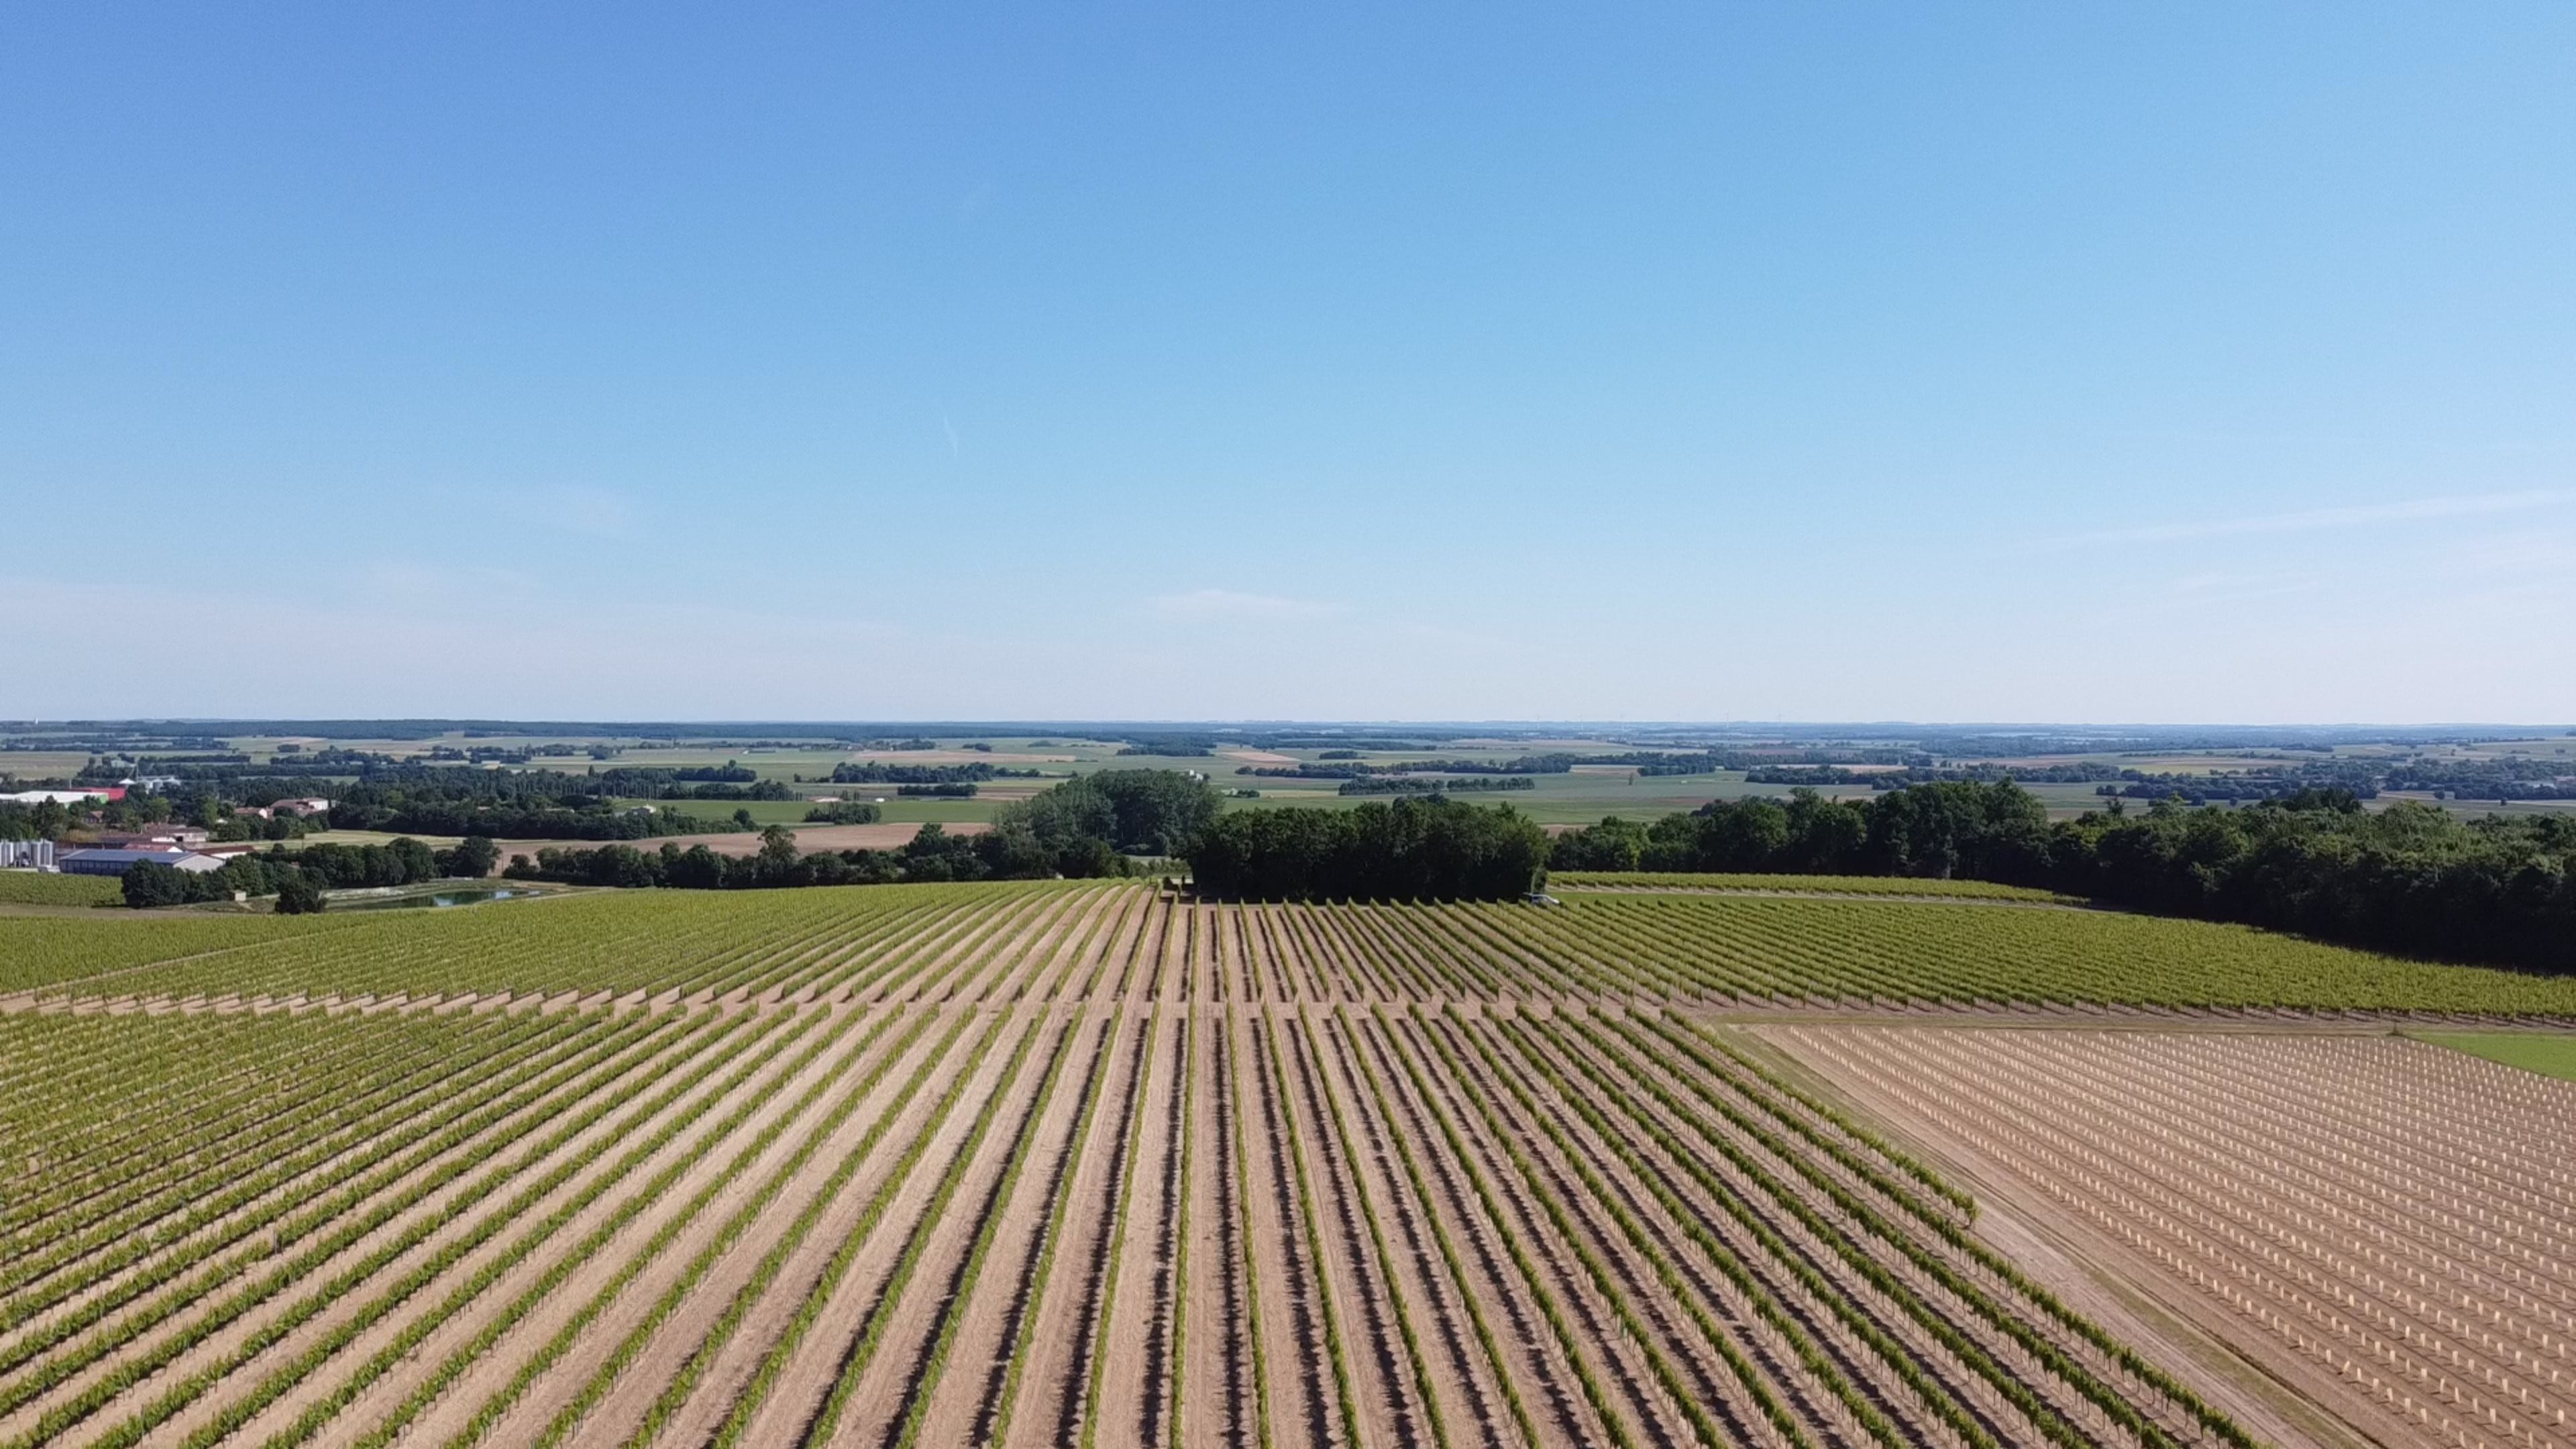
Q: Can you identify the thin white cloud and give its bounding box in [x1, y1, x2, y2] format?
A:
[1146, 588, 1345, 622]
[2066, 489, 2570, 545]
[547, 484, 640, 539]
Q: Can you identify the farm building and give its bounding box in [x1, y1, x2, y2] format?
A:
[271, 797, 333, 815]
[57, 848, 226, 877]
[0, 788, 120, 805]
[0, 840, 56, 870]
[97, 827, 210, 850]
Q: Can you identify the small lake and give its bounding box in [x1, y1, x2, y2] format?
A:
[333, 888, 539, 912]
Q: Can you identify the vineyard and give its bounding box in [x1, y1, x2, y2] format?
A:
[1769, 1026, 2576, 1449]
[9, 883, 2576, 1016]
[0, 875, 123, 910]
[0, 880, 2569, 1448]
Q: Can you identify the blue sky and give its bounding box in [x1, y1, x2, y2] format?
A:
[4, 4, 2571, 723]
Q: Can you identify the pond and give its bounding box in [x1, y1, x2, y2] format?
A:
[332, 887, 541, 912]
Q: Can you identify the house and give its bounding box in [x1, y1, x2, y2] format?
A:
[58, 848, 227, 877]
[99, 828, 210, 851]
[0, 841, 56, 871]
[272, 798, 333, 816]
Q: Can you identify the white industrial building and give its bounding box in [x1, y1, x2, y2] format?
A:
[58, 848, 226, 877]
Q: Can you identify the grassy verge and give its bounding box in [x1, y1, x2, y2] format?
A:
[2414, 1030, 2576, 1083]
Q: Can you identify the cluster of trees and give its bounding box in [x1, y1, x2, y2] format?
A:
[2383, 758, 2576, 802]
[976, 768, 1219, 872]
[802, 801, 883, 824]
[508, 771, 1223, 892]
[1336, 776, 1534, 795]
[585, 767, 793, 801]
[314, 767, 746, 839]
[2055, 792, 2576, 969]
[123, 836, 499, 911]
[1188, 795, 1549, 901]
[1552, 782, 2576, 973]
[1240, 753, 1581, 780]
[506, 828, 924, 890]
[824, 761, 1012, 784]
[898, 782, 977, 798]
[1745, 762, 2128, 786]
[0, 797, 82, 841]
[210, 811, 319, 842]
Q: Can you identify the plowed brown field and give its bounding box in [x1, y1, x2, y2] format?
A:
[1766, 1025, 2576, 1449]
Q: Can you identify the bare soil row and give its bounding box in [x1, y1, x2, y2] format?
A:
[1767, 1024, 2576, 1449]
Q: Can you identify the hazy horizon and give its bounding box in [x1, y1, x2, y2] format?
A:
[8, 716, 2570, 737]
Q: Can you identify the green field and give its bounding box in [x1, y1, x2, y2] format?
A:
[0, 871, 125, 908]
[2415, 1030, 2576, 1082]
[7, 877, 2572, 1016]
[0, 911, 374, 993]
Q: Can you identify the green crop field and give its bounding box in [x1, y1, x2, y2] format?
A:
[2415, 1030, 2576, 1082]
[0, 871, 125, 908]
[7, 878, 2571, 1016]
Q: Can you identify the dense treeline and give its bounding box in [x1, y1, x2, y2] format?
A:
[824, 761, 1010, 784]
[348, 801, 737, 839]
[506, 828, 950, 890]
[123, 836, 500, 910]
[1241, 753, 1580, 780]
[508, 770, 1222, 891]
[1336, 776, 1534, 795]
[1188, 795, 1550, 901]
[0, 798, 82, 841]
[1552, 783, 2576, 973]
[802, 801, 884, 824]
[303, 766, 747, 838]
[586, 767, 792, 800]
[1746, 762, 2129, 786]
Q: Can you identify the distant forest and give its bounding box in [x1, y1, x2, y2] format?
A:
[1552, 782, 2576, 974]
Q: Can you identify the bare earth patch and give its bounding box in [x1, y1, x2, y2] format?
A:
[1764, 1024, 2576, 1449]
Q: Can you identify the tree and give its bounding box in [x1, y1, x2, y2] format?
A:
[1551, 816, 1646, 871]
[273, 872, 325, 914]
[447, 835, 500, 879]
[121, 861, 190, 908]
[751, 824, 802, 883]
